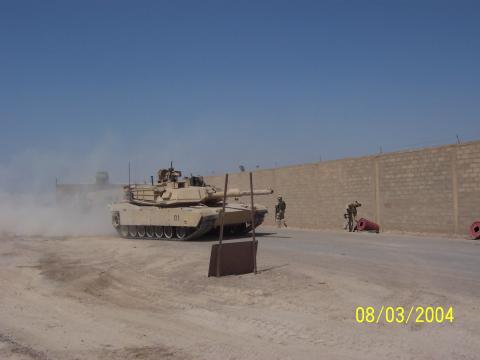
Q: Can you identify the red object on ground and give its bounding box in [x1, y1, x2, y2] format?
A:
[470, 221, 480, 240]
[357, 218, 380, 233]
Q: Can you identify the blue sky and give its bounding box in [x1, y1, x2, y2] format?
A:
[1, 0, 479, 186]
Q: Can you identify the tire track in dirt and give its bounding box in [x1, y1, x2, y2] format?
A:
[0, 333, 50, 360]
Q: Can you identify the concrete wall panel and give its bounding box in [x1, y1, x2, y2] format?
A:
[205, 141, 480, 236]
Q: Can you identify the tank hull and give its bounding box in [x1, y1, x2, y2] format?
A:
[110, 202, 267, 240]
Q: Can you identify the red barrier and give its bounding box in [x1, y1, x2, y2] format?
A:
[357, 218, 380, 233]
[470, 221, 480, 240]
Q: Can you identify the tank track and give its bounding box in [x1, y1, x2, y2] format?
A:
[115, 213, 266, 241]
[115, 217, 216, 241]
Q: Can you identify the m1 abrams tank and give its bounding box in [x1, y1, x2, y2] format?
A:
[110, 166, 273, 240]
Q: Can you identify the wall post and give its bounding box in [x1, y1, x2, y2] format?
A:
[374, 157, 381, 230]
[451, 147, 459, 234]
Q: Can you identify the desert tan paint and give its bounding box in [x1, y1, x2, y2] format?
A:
[110, 166, 274, 239]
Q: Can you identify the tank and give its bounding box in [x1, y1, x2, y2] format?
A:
[109, 165, 273, 240]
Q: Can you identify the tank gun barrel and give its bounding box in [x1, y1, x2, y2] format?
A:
[210, 188, 273, 200]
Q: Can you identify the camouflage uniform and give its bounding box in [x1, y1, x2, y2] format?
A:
[345, 201, 361, 232]
[275, 197, 287, 228]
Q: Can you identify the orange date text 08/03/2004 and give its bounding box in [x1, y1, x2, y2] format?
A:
[355, 306, 454, 324]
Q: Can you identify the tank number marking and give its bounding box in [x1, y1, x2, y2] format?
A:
[173, 215, 180, 221]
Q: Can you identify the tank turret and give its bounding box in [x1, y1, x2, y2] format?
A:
[125, 166, 272, 207]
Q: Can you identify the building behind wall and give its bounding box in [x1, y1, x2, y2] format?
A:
[56, 171, 125, 210]
[205, 140, 480, 237]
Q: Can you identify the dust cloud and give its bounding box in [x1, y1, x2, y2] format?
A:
[0, 143, 121, 237]
[0, 192, 114, 237]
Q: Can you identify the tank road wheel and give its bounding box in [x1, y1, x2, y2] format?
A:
[164, 226, 174, 239]
[145, 226, 155, 239]
[137, 226, 146, 238]
[128, 225, 139, 238]
[119, 226, 129, 238]
[175, 227, 190, 240]
[154, 226, 164, 239]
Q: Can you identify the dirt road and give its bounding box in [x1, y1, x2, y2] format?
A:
[1, 228, 479, 359]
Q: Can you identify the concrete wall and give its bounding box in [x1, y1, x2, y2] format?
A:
[205, 141, 480, 236]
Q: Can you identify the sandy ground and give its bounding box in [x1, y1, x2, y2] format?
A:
[1, 227, 479, 360]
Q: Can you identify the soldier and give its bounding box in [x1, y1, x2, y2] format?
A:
[275, 196, 287, 228]
[345, 201, 361, 232]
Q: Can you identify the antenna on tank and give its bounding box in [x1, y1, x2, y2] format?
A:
[128, 162, 131, 186]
